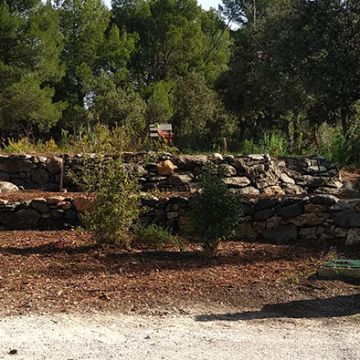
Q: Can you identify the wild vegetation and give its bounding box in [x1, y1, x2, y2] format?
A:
[0, 0, 359, 166]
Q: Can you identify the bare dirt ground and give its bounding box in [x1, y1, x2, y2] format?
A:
[0, 311, 360, 360]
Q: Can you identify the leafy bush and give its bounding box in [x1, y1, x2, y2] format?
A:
[190, 166, 243, 256]
[60, 123, 136, 154]
[135, 224, 184, 251]
[257, 131, 289, 157]
[76, 157, 142, 247]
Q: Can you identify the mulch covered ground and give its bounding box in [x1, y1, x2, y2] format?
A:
[0, 230, 358, 316]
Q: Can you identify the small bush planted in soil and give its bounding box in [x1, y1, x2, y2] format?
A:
[75, 156, 142, 248]
[135, 224, 184, 251]
[190, 165, 243, 256]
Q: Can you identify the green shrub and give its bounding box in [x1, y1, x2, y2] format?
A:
[257, 131, 289, 157]
[77, 157, 142, 247]
[190, 166, 243, 256]
[135, 224, 184, 251]
[240, 131, 288, 156]
[318, 124, 352, 166]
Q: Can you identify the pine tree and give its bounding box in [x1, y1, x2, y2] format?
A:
[0, 0, 64, 134]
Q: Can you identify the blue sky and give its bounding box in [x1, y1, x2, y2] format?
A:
[103, 0, 220, 10]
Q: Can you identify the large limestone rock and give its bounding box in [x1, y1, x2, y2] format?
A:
[156, 160, 177, 176]
[0, 181, 19, 193]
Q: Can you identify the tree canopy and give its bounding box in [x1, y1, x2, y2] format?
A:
[0, 0, 359, 157]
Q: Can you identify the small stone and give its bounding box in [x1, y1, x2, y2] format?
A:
[304, 204, 328, 213]
[46, 196, 65, 204]
[217, 164, 237, 177]
[169, 173, 193, 185]
[0, 181, 19, 193]
[280, 173, 295, 184]
[308, 165, 328, 174]
[310, 194, 339, 206]
[247, 154, 264, 161]
[30, 199, 49, 214]
[283, 184, 306, 195]
[289, 213, 329, 226]
[277, 203, 304, 219]
[327, 180, 343, 189]
[223, 177, 251, 188]
[37, 155, 47, 163]
[235, 223, 257, 239]
[262, 186, 285, 196]
[255, 178, 270, 190]
[175, 155, 209, 170]
[238, 186, 260, 195]
[212, 153, 223, 162]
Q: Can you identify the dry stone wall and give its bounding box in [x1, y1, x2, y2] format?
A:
[0, 193, 359, 246]
[0, 152, 355, 245]
[0, 153, 344, 195]
[142, 194, 360, 246]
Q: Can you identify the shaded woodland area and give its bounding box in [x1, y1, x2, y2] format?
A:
[0, 0, 359, 164]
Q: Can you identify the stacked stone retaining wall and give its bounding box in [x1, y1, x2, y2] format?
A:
[1, 193, 359, 246]
[0, 153, 343, 195]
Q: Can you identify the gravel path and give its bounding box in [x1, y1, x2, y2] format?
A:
[0, 312, 359, 360]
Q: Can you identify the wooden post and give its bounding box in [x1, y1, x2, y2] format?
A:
[223, 137, 228, 155]
[60, 154, 64, 192]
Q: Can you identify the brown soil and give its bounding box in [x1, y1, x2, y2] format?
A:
[0, 190, 94, 202]
[0, 230, 358, 316]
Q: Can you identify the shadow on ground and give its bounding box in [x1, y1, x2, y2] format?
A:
[196, 294, 360, 321]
